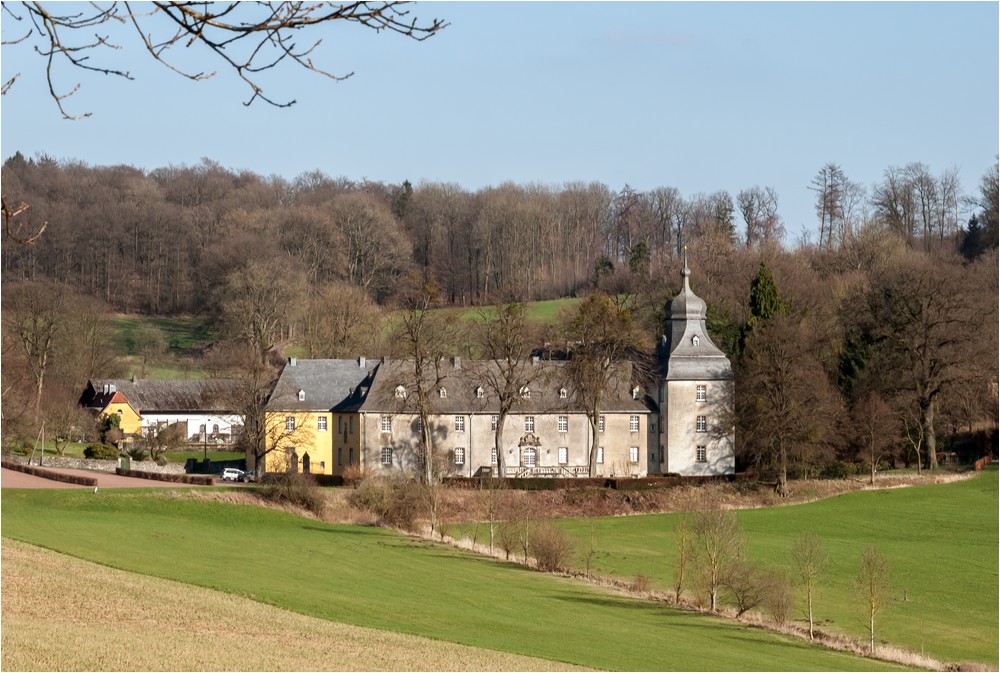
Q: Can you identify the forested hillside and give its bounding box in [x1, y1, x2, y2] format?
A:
[2, 153, 997, 477]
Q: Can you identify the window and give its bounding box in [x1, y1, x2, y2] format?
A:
[394, 384, 406, 399]
[558, 416, 568, 433]
[630, 415, 640, 432]
[599, 415, 605, 432]
[597, 446, 605, 464]
[317, 416, 327, 432]
[692, 335, 700, 347]
[285, 416, 295, 432]
[381, 447, 393, 466]
[558, 447, 568, 465]
[696, 415, 707, 433]
[338, 416, 343, 433]
[476, 386, 484, 399]
[491, 415, 499, 432]
[212, 423, 219, 434]
[349, 447, 354, 465]
[380, 415, 392, 433]
[696, 384, 707, 402]
[649, 419, 657, 433]
[199, 423, 206, 434]
[439, 387, 447, 398]
[696, 445, 707, 463]
[491, 447, 498, 465]
[297, 389, 305, 401]
[629, 446, 639, 463]
[415, 417, 423, 433]
[454, 448, 465, 465]
[520, 385, 530, 399]
[523, 447, 537, 467]
[349, 417, 354, 433]
[455, 416, 465, 432]
[559, 387, 567, 399]
[632, 386, 641, 400]
[524, 416, 535, 433]
[338, 447, 342, 466]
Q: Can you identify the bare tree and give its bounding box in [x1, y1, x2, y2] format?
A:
[563, 294, 643, 477]
[3, 280, 72, 412]
[3, 2, 447, 118]
[855, 545, 891, 655]
[690, 509, 746, 612]
[810, 163, 847, 249]
[673, 516, 691, 603]
[469, 303, 539, 477]
[737, 185, 784, 248]
[299, 282, 383, 358]
[1, 195, 47, 244]
[722, 559, 770, 619]
[133, 323, 167, 378]
[791, 533, 827, 640]
[853, 392, 897, 484]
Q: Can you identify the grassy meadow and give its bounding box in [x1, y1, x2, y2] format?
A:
[552, 473, 998, 666]
[1, 488, 907, 671]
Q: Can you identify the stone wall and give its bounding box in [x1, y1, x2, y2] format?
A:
[5, 455, 186, 475]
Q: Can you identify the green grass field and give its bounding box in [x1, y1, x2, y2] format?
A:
[0, 489, 907, 671]
[551, 474, 998, 666]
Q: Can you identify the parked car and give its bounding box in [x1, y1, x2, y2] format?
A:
[221, 468, 245, 482]
[240, 469, 257, 483]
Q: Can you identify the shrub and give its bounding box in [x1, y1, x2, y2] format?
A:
[763, 571, 794, 625]
[125, 446, 147, 461]
[631, 574, 652, 594]
[262, 472, 326, 517]
[497, 520, 521, 560]
[349, 476, 396, 519]
[84, 443, 121, 460]
[384, 480, 426, 532]
[529, 522, 574, 572]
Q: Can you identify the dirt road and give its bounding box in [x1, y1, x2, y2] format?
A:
[1, 466, 215, 489]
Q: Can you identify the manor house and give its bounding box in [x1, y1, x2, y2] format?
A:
[260, 260, 735, 478]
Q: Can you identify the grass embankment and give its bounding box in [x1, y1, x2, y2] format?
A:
[0, 489, 905, 671]
[553, 473, 998, 666]
[1, 540, 577, 672]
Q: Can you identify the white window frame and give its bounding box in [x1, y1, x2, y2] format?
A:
[439, 387, 447, 399]
[696, 384, 707, 402]
[525, 416, 535, 433]
[630, 415, 640, 433]
[381, 447, 392, 466]
[599, 415, 605, 432]
[317, 416, 327, 432]
[476, 386, 484, 399]
[491, 447, 498, 465]
[455, 415, 465, 432]
[597, 446, 605, 464]
[285, 416, 295, 432]
[558, 447, 568, 465]
[559, 387, 567, 399]
[380, 415, 392, 433]
[696, 445, 707, 463]
[629, 446, 639, 463]
[523, 447, 537, 468]
[696, 415, 707, 433]
[558, 415, 568, 433]
[454, 447, 465, 466]
[491, 415, 499, 432]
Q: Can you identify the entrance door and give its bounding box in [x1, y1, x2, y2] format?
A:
[522, 447, 537, 468]
[302, 452, 311, 474]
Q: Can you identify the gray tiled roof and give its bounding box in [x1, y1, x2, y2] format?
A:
[266, 358, 376, 412]
[358, 358, 651, 414]
[86, 378, 240, 412]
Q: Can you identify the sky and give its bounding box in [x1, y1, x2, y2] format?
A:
[2, 2, 997, 243]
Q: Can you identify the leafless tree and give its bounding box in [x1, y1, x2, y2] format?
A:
[722, 559, 770, 619]
[690, 509, 746, 612]
[299, 282, 383, 358]
[737, 185, 784, 248]
[810, 163, 847, 249]
[673, 516, 691, 603]
[2, 2, 447, 118]
[855, 545, 891, 655]
[853, 392, 897, 484]
[1, 196, 47, 244]
[791, 533, 827, 640]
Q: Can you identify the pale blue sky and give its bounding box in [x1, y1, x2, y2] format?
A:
[2, 2, 997, 242]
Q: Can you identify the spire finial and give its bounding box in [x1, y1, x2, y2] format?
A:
[682, 245, 691, 279]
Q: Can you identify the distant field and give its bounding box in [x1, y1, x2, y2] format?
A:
[113, 316, 215, 355]
[0, 489, 905, 671]
[551, 473, 998, 667]
[2, 539, 578, 672]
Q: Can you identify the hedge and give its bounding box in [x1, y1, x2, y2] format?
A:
[1, 461, 99, 487]
[114, 468, 215, 485]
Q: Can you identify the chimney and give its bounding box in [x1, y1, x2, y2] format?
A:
[289, 357, 297, 367]
[532, 355, 540, 365]
[103, 384, 109, 395]
[109, 384, 116, 394]
[359, 356, 366, 368]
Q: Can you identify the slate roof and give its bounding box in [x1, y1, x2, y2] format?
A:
[265, 358, 376, 412]
[661, 257, 734, 381]
[358, 358, 652, 415]
[83, 378, 241, 413]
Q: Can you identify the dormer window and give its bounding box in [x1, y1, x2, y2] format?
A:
[559, 387, 567, 399]
[632, 386, 641, 400]
[476, 386, 484, 399]
[520, 385, 530, 399]
[692, 335, 700, 347]
[394, 384, 406, 399]
[439, 387, 447, 399]
[297, 389, 306, 401]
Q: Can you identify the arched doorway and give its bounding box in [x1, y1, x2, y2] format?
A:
[302, 452, 311, 474]
[288, 448, 299, 473]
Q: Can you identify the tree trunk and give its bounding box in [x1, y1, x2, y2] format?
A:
[807, 588, 814, 639]
[588, 413, 599, 477]
[922, 400, 938, 469]
[494, 412, 506, 477]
